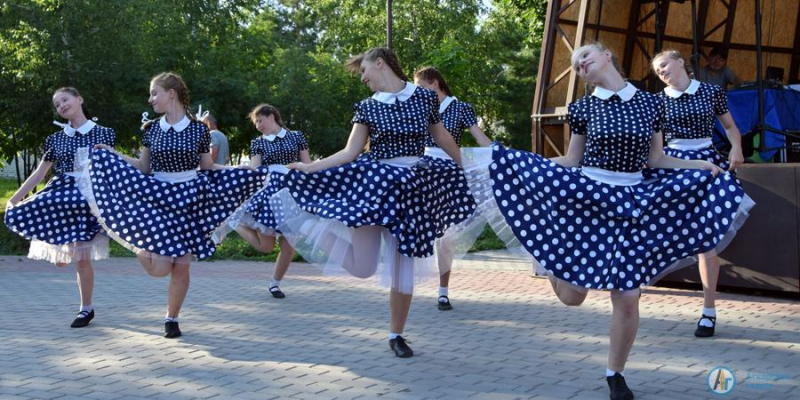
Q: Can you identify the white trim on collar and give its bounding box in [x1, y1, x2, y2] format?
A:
[159, 116, 191, 133]
[63, 120, 97, 137]
[592, 82, 638, 102]
[663, 79, 701, 98]
[263, 128, 287, 142]
[372, 82, 417, 104]
[439, 96, 457, 114]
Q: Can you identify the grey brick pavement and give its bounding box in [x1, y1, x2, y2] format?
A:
[0, 252, 797, 399]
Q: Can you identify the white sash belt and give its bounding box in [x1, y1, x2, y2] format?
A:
[153, 170, 197, 183]
[267, 164, 289, 174]
[423, 147, 452, 160]
[378, 156, 420, 168]
[581, 166, 643, 186]
[667, 138, 713, 150]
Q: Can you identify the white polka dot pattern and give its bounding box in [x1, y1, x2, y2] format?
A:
[489, 143, 745, 290]
[6, 125, 116, 245]
[426, 99, 478, 147]
[660, 81, 729, 142]
[43, 125, 116, 174]
[86, 149, 268, 259]
[568, 91, 664, 173]
[143, 119, 211, 172]
[352, 87, 441, 159]
[249, 130, 308, 165]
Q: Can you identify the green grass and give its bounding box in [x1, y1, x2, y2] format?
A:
[1, 177, 505, 259]
[0, 178, 30, 255]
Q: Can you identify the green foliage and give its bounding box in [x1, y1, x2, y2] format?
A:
[0, 1, 546, 257]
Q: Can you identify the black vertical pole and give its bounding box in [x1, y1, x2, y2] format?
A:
[755, 0, 766, 151]
[387, 0, 393, 49]
[691, 0, 700, 74]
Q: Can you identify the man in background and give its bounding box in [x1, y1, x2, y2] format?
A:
[202, 114, 230, 165]
[697, 47, 740, 89]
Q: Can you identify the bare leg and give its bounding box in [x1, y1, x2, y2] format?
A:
[167, 256, 192, 318]
[437, 236, 455, 286]
[236, 226, 276, 253]
[389, 288, 413, 334]
[548, 275, 588, 306]
[698, 249, 719, 309]
[341, 226, 382, 278]
[608, 290, 640, 373]
[75, 260, 94, 307]
[273, 236, 295, 281]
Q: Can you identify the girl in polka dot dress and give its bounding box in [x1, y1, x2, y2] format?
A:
[269, 48, 475, 358]
[5, 87, 115, 328]
[652, 50, 755, 338]
[77, 72, 267, 339]
[464, 43, 749, 400]
[215, 104, 311, 299]
[414, 66, 492, 311]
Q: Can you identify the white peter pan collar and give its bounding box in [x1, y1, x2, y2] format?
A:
[439, 96, 457, 114]
[61, 120, 96, 137]
[372, 82, 417, 104]
[263, 128, 287, 142]
[592, 82, 638, 102]
[159, 116, 191, 133]
[663, 79, 701, 98]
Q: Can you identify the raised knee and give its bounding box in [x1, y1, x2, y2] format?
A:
[55, 262, 70, 268]
[147, 266, 171, 278]
[558, 295, 587, 307]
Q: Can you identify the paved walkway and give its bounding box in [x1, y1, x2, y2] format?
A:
[0, 252, 797, 399]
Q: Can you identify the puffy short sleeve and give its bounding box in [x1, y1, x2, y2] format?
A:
[711, 85, 730, 116]
[461, 102, 478, 129]
[296, 131, 309, 151]
[567, 101, 588, 136]
[42, 134, 56, 162]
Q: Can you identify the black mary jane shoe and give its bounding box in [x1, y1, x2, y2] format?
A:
[269, 286, 286, 299]
[389, 335, 414, 358]
[437, 295, 453, 311]
[70, 310, 95, 328]
[164, 321, 182, 338]
[607, 373, 634, 400]
[694, 314, 716, 338]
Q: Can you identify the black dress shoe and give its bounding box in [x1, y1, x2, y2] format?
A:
[70, 310, 95, 328]
[607, 373, 634, 400]
[164, 321, 182, 338]
[389, 336, 414, 358]
[269, 286, 286, 299]
[694, 314, 716, 337]
[437, 295, 453, 311]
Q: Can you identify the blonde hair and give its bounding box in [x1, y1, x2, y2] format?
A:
[570, 42, 625, 78]
[143, 72, 194, 130]
[652, 49, 694, 78]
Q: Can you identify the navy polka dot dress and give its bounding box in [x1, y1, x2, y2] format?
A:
[422, 97, 486, 263]
[269, 83, 476, 292]
[659, 80, 729, 167]
[425, 97, 478, 147]
[5, 121, 115, 264]
[217, 129, 308, 238]
[465, 84, 749, 291]
[77, 116, 268, 260]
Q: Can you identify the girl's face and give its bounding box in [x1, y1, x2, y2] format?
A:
[52, 91, 83, 120]
[573, 46, 611, 80]
[652, 55, 686, 86]
[359, 59, 383, 92]
[148, 83, 173, 114]
[254, 113, 277, 135]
